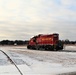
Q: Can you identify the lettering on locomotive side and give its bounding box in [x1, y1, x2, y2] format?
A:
[41, 38, 53, 41]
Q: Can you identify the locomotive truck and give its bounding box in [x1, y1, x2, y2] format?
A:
[27, 33, 63, 51]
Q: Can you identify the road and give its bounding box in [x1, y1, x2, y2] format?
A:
[0, 45, 76, 75]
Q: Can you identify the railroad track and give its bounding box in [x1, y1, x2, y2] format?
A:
[0, 50, 23, 75]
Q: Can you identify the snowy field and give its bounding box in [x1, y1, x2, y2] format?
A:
[0, 45, 76, 75]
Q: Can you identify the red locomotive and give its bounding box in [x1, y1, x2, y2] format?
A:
[27, 33, 63, 51]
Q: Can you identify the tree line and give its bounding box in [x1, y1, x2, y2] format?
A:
[0, 40, 29, 45]
[0, 39, 76, 45]
[62, 39, 76, 45]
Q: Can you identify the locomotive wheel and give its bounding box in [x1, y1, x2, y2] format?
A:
[27, 45, 30, 49]
[35, 46, 39, 50]
[27, 45, 33, 49]
[44, 45, 54, 51]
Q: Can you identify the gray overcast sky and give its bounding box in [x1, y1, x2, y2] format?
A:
[0, 0, 76, 40]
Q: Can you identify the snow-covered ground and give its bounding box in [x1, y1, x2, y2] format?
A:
[0, 45, 76, 75]
[0, 50, 21, 75]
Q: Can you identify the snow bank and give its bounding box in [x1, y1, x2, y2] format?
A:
[64, 45, 76, 51]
